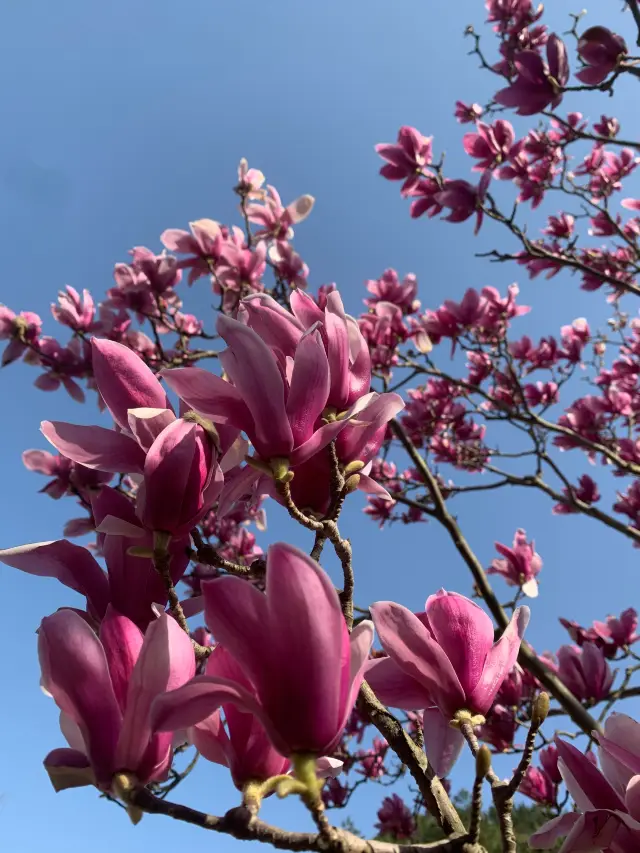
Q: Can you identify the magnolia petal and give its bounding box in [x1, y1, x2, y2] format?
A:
[365, 656, 434, 710]
[422, 707, 465, 777]
[0, 540, 109, 619]
[44, 748, 95, 792]
[92, 338, 170, 431]
[42, 421, 146, 474]
[370, 601, 465, 719]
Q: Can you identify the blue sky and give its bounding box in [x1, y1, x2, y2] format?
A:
[1, 0, 639, 849]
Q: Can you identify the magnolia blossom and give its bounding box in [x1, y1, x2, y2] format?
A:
[366, 590, 529, 720]
[488, 528, 542, 597]
[40, 338, 229, 536]
[531, 716, 640, 850]
[151, 543, 374, 758]
[39, 608, 195, 793]
[495, 35, 569, 116]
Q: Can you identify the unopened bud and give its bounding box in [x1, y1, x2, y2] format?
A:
[246, 455, 273, 477]
[343, 460, 365, 476]
[270, 457, 292, 483]
[344, 474, 361, 492]
[532, 692, 550, 726]
[127, 546, 155, 558]
[476, 745, 492, 779]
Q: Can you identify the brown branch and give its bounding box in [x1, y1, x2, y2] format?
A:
[358, 682, 467, 838]
[123, 779, 467, 852]
[389, 419, 603, 737]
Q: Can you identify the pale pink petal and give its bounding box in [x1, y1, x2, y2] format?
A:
[365, 656, 434, 709]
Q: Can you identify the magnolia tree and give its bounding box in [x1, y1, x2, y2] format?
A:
[3, 2, 640, 851]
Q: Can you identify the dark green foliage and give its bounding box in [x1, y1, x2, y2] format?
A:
[377, 790, 564, 851]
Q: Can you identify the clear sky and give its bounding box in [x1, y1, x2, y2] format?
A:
[1, 1, 639, 850]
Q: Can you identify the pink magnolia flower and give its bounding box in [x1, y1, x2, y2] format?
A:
[188, 644, 290, 790]
[488, 528, 542, 598]
[52, 286, 97, 332]
[0, 305, 42, 365]
[519, 764, 556, 806]
[40, 339, 228, 536]
[531, 721, 640, 851]
[557, 642, 614, 702]
[454, 101, 483, 124]
[268, 241, 309, 290]
[463, 120, 516, 171]
[162, 315, 349, 472]
[129, 247, 182, 296]
[375, 794, 416, 840]
[22, 448, 111, 500]
[593, 609, 639, 650]
[542, 212, 574, 239]
[245, 185, 314, 241]
[477, 704, 518, 752]
[40, 607, 195, 793]
[161, 220, 240, 285]
[594, 115, 620, 139]
[552, 474, 601, 515]
[577, 26, 627, 86]
[375, 126, 433, 194]
[495, 35, 569, 116]
[434, 170, 492, 234]
[366, 590, 529, 720]
[151, 543, 374, 757]
[364, 269, 420, 314]
[236, 158, 265, 199]
[540, 744, 562, 785]
[405, 175, 444, 219]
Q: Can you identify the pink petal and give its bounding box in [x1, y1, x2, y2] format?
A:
[151, 676, 264, 733]
[160, 367, 253, 433]
[116, 612, 195, 779]
[370, 601, 465, 719]
[44, 748, 95, 792]
[217, 315, 293, 457]
[468, 606, 529, 715]
[91, 338, 169, 431]
[528, 812, 580, 849]
[39, 610, 122, 788]
[286, 330, 331, 445]
[0, 540, 109, 619]
[41, 421, 146, 474]
[365, 656, 434, 709]
[556, 738, 625, 812]
[426, 591, 495, 698]
[422, 707, 465, 777]
[127, 407, 176, 452]
[99, 606, 144, 713]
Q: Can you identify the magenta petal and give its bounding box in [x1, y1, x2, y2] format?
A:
[0, 540, 109, 620]
[91, 338, 170, 431]
[365, 656, 433, 709]
[467, 606, 529, 715]
[265, 542, 348, 754]
[116, 612, 195, 780]
[340, 620, 375, 739]
[127, 408, 176, 452]
[289, 418, 349, 466]
[99, 607, 144, 714]
[151, 676, 264, 733]
[140, 420, 198, 533]
[370, 601, 465, 719]
[160, 367, 253, 433]
[42, 421, 146, 474]
[426, 591, 494, 697]
[39, 610, 121, 788]
[556, 738, 625, 812]
[44, 748, 95, 792]
[286, 330, 330, 445]
[528, 812, 580, 849]
[217, 315, 293, 457]
[422, 707, 465, 777]
[290, 289, 325, 328]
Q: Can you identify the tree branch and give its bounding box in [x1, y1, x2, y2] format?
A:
[389, 419, 603, 737]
